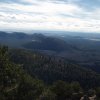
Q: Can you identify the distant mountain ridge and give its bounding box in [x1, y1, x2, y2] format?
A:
[0, 31, 46, 47]
[1, 31, 100, 74]
[0, 31, 78, 52]
[22, 36, 78, 52]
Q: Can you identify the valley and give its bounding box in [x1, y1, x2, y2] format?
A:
[0, 31, 100, 73]
[0, 31, 100, 99]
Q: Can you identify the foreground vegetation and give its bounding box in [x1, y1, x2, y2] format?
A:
[0, 46, 100, 100]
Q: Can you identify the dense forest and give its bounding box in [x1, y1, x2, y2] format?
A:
[0, 45, 100, 100]
[9, 49, 100, 88]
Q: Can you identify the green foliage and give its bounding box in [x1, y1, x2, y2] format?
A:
[96, 87, 100, 99]
[51, 80, 72, 100]
[0, 46, 44, 100]
[0, 46, 100, 100]
[38, 89, 56, 100]
[70, 82, 82, 93]
[17, 75, 44, 100]
[9, 49, 100, 89]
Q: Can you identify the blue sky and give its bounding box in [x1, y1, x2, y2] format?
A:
[0, 0, 100, 32]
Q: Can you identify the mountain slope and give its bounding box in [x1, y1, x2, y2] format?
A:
[9, 49, 100, 88]
[22, 36, 77, 52]
[0, 31, 78, 52]
[1, 31, 100, 74]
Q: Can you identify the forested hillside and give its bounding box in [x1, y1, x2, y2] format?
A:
[0, 46, 45, 100]
[1, 31, 100, 75]
[9, 49, 100, 89]
[0, 45, 100, 100]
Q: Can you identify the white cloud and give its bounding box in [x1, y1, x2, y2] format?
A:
[0, 0, 100, 32]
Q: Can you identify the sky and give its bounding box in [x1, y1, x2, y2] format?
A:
[0, 0, 100, 33]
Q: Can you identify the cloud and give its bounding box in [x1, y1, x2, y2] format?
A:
[0, 0, 100, 32]
[54, 0, 100, 10]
